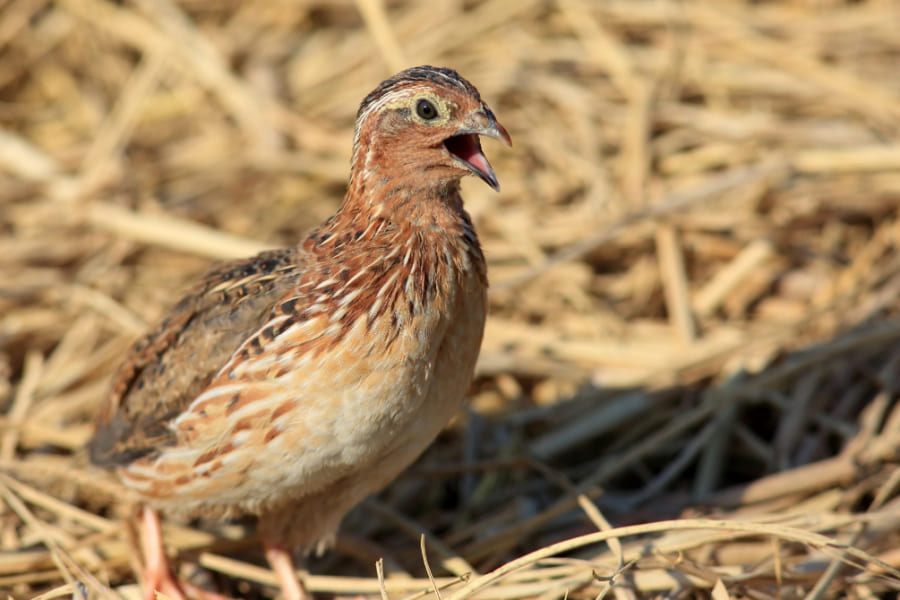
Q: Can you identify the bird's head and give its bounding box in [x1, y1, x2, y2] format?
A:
[350, 65, 511, 193]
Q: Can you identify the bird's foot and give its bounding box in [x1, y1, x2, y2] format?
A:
[264, 541, 311, 600]
[140, 506, 188, 600]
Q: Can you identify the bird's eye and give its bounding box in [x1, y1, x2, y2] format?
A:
[416, 99, 438, 120]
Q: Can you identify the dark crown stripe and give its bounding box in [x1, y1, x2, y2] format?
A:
[357, 65, 481, 119]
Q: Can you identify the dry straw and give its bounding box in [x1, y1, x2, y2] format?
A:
[2, 0, 900, 599]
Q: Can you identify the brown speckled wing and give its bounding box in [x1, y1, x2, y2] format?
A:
[89, 248, 301, 467]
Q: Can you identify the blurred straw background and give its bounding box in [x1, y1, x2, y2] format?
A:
[2, 0, 900, 598]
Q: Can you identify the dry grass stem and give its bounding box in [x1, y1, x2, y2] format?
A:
[3, 1, 899, 598]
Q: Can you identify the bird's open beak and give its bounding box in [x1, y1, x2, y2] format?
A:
[444, 109, 511, 192]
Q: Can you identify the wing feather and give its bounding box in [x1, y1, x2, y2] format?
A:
[89, 248, 301, 467]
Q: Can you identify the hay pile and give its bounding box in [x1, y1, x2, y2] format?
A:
[2, 1, 900, 598]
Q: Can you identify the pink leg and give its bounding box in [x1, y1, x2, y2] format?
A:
[140, 505, 187, 600]
[264, 541, 310, 600]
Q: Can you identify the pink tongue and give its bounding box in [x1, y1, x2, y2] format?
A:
[465, 148, 491, 175]
[448, 134, 489, 174]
